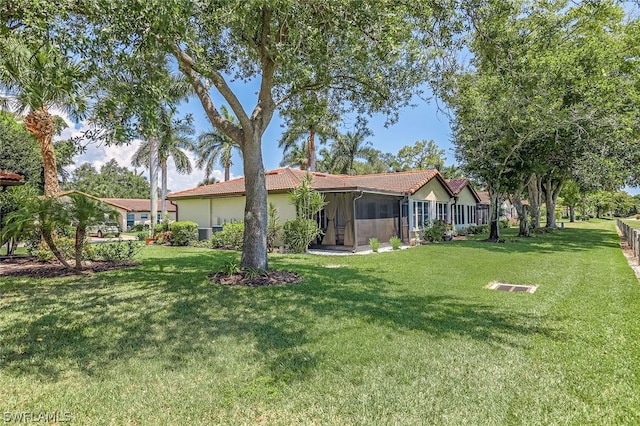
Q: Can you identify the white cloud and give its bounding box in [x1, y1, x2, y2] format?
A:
[55, 112, 232, 194]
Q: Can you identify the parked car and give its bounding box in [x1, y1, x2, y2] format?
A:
[87, 222, 121, 238]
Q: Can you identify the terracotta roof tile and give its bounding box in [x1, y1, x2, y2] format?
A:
[168, 168, 453, 199]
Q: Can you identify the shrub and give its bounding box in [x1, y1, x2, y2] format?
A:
[422, 219, 447, 242]
[132, 224, 147, 232]
[390, 235, 402, 250]
[155, 231, 173, 245]
[154, 221, 170, 236]
[466, 224, 489, 235]
[171, 221, 198, 246]
[369, 237, 381, 252]
[136, 231, 149, 241]
[93, 240, 143, 263]
[499, 219, 511, 229]
[283, 219, 323, 253]
[211, 221, 244, 250]
[30, 237, 94, 261]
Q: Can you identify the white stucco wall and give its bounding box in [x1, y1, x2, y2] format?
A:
[174, 198, 211, 228]
[174, 193, 296, 228]
[412, 178, 452, 202]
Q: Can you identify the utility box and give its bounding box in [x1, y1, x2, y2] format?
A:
[198, 228, 212, 241]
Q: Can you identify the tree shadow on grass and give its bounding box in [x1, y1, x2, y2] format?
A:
[456, 226, 620, 254]
[0, 248, 559, 385]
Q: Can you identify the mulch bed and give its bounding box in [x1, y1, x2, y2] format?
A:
[209, 270, 302, 287]
[0, 258, 139, 278]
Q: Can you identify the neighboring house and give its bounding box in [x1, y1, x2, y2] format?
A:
[168, 167, 456, 251]
[51, 191, 177, 231]
[475, 191, 523, 225]
[446, 178, 481, 231]
[99, 198, 177, 231]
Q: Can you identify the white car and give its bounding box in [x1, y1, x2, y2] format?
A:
[87, 222, 121, 238]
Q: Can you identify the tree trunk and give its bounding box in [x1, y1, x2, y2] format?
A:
[43, 231, 73, 270]
[75, 226, 85, 271]
[224, 162, 230, 181]
[512, 193, 529, 237]
[161, 159, 168, 219]
[149, 136, 159, 236]
[527, 174, 542, 229]
[308, 128, 316, 172]
[24, 107, 59, 196]
[569, 205, 575, 222]
[240, 131, 268, 270]
[543, 177, 563, 229]
[488, 188, 501, 242]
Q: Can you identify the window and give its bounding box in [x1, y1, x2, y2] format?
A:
[126, 213, 134, 227]
[413, 201, 430, 228]
[455, 205, 465, 225]
[140, 213, 149, 221]
[467, 205, 476, 224]
[157, 213, 162, 223]
[436, 202, 448, 221]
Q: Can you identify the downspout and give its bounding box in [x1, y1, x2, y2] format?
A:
[352, 191, 364, 252]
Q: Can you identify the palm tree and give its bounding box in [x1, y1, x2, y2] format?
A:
[0, 39, 84, 196]
[278, 96, 341, 172]
[331, 130, 376, 175]
[66, 193, 115, 271]
[131, 108, 195, 218]
[2, 194, 72, 269]
[195, 105, 241, 181]
[280, 139, 309, 170]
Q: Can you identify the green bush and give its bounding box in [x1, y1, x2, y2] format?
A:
[499, 219, 511, 229]
[30, 237, 94, 261]
[466, 224, 489, 235]
[283, 218, 323, 253]
[93, 240, 143, 262]
[170, 221, 198, 246]
[369, 237, 381, 252]
[211, 221, 244, 250]
[153, 222, 170, 236]
[136, 231, 148, 241]
[389, 235, 402, 250]
[132, 224, 148, 232]
[422, 219, 447, 242]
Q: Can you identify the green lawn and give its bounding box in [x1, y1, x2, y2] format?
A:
[1, 220, 639, 425]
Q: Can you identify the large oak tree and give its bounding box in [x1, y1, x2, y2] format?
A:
[73, 0, 457, 269]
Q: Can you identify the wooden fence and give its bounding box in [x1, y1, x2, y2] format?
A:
[617, 219, 640, 262]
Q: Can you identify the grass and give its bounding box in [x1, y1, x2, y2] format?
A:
[1, 220, 639, 424]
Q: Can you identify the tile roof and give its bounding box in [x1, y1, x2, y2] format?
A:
[168, 168, 454, 199]
[477, 191, 490, 204]
[0, 171, 25, 187]
[100, 198, 177, 212]
[446, 178, 481, 203]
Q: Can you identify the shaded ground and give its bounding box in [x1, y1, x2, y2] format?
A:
[209, 270, 302, 287]
[0, 258, 139, 278]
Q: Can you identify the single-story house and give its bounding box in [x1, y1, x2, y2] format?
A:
[446, 178, 481, 231]
[475, 191, 525, 224]
[168, 167, 459, 251]
[99, 198, 177, 231]
[50, 191, 176, 231]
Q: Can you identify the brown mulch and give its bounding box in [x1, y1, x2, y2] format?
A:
[209, 270, 302, 287]
[0, 258, 139, 278]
